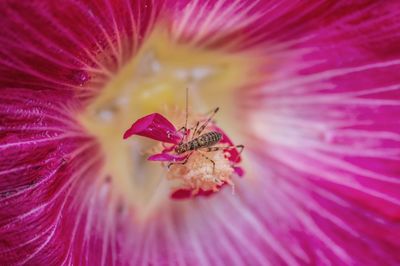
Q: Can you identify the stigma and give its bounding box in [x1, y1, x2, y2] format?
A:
[167, 148, 236, 196]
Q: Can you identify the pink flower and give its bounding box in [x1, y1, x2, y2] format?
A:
[1, 1, 400, 265]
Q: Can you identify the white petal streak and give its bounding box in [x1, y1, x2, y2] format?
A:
[184, 207, 211, 266]
[277, 195, 352, 264]
[1, 152, 102, 230]
[101, 195, 114, 266]
[196, 205, 241, 266]
[253, 173, 354, 264]
[103, 0, 123, 67]
[163, 208, 185, 266]
[208, 198, 272, 266]
[17, 175, 77, 265]
[139, 218, 156, 266]
[7, 6, 112, 76]
[0, 220, 55, 253]
[223, 193, 300, 266]
[171, 0, 266, 47]
[0, 134, 71, 150]
[269, 148, 400, 206]
[302, 149, 400, 184]
[278, 181, 359, 238]
[259, 59, 400, 94]
[212, 195, 288, 265]
[64, 173, 106, 264]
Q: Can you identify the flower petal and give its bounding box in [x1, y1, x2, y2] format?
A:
[0, 0, 162, 264]
[235, 1, 400, 264]
[171, 188, 214, 199]
[148, 153, 186, 162]
[170, 184, 226, 199]
[123, 113, 183, 143]
[164, 1, 370, 50]
[0, 0, 161, 103]
[0, 89, 105, 264]
[2, 1, 400, 266]
[233, 166, 244, 177]
[213, 126, 242, 163]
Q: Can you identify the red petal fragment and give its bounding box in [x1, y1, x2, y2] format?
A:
[147, 153, 186, 162]
[213, 126, 242, 163]
[170, 189, 192, 199]
[170, 183, 227, 200]
[233, 166, 244, 177]
[170, 188, 211, 199]
[123, 113, 182, 143]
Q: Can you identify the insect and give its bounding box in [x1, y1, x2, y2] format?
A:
[168, 89, 244, 172]
[175, 131, 222, 154]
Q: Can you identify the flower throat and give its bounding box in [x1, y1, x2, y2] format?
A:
[78, 26, 256, 213]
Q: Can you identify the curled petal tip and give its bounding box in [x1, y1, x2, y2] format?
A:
[212, 126, 242, 163]
[123, 113, 182, 143]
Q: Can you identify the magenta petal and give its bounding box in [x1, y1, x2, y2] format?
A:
[164, 1, 347, 50]
[0, 1, 161, 103]
[233, 166, 244, 177]
[171, 188, 216, 200]
[2, 1, 400, 265]
[147, 153, 186, 162]
[170, 189, 192, 199]
[0, 89, 106, 265]
[123, 113, 182, 143]
[212, 126, 242, 163]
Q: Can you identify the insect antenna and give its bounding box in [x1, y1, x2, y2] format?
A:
[177, 88, 190, 144]
[194, 107, 219, 137]
[185, 87, 188, 138]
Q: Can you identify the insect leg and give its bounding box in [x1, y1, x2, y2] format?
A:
[203, 144, 244, 152]
[203, 144, 244, 162]
[191, 121, 200, 140]
[177, 126, 189, 143]
[179, 119, 201, 143]
[177, 88, 190, 143]
[194, 107, 219, 137]
[198, 152, 216, 174]
[184, 88, 189, 133]
[167, 152, 194, 168]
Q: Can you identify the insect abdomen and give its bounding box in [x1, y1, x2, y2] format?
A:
[189, 131, 222, 150]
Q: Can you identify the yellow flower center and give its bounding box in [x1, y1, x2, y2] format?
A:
[78, 26, 260, 217]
